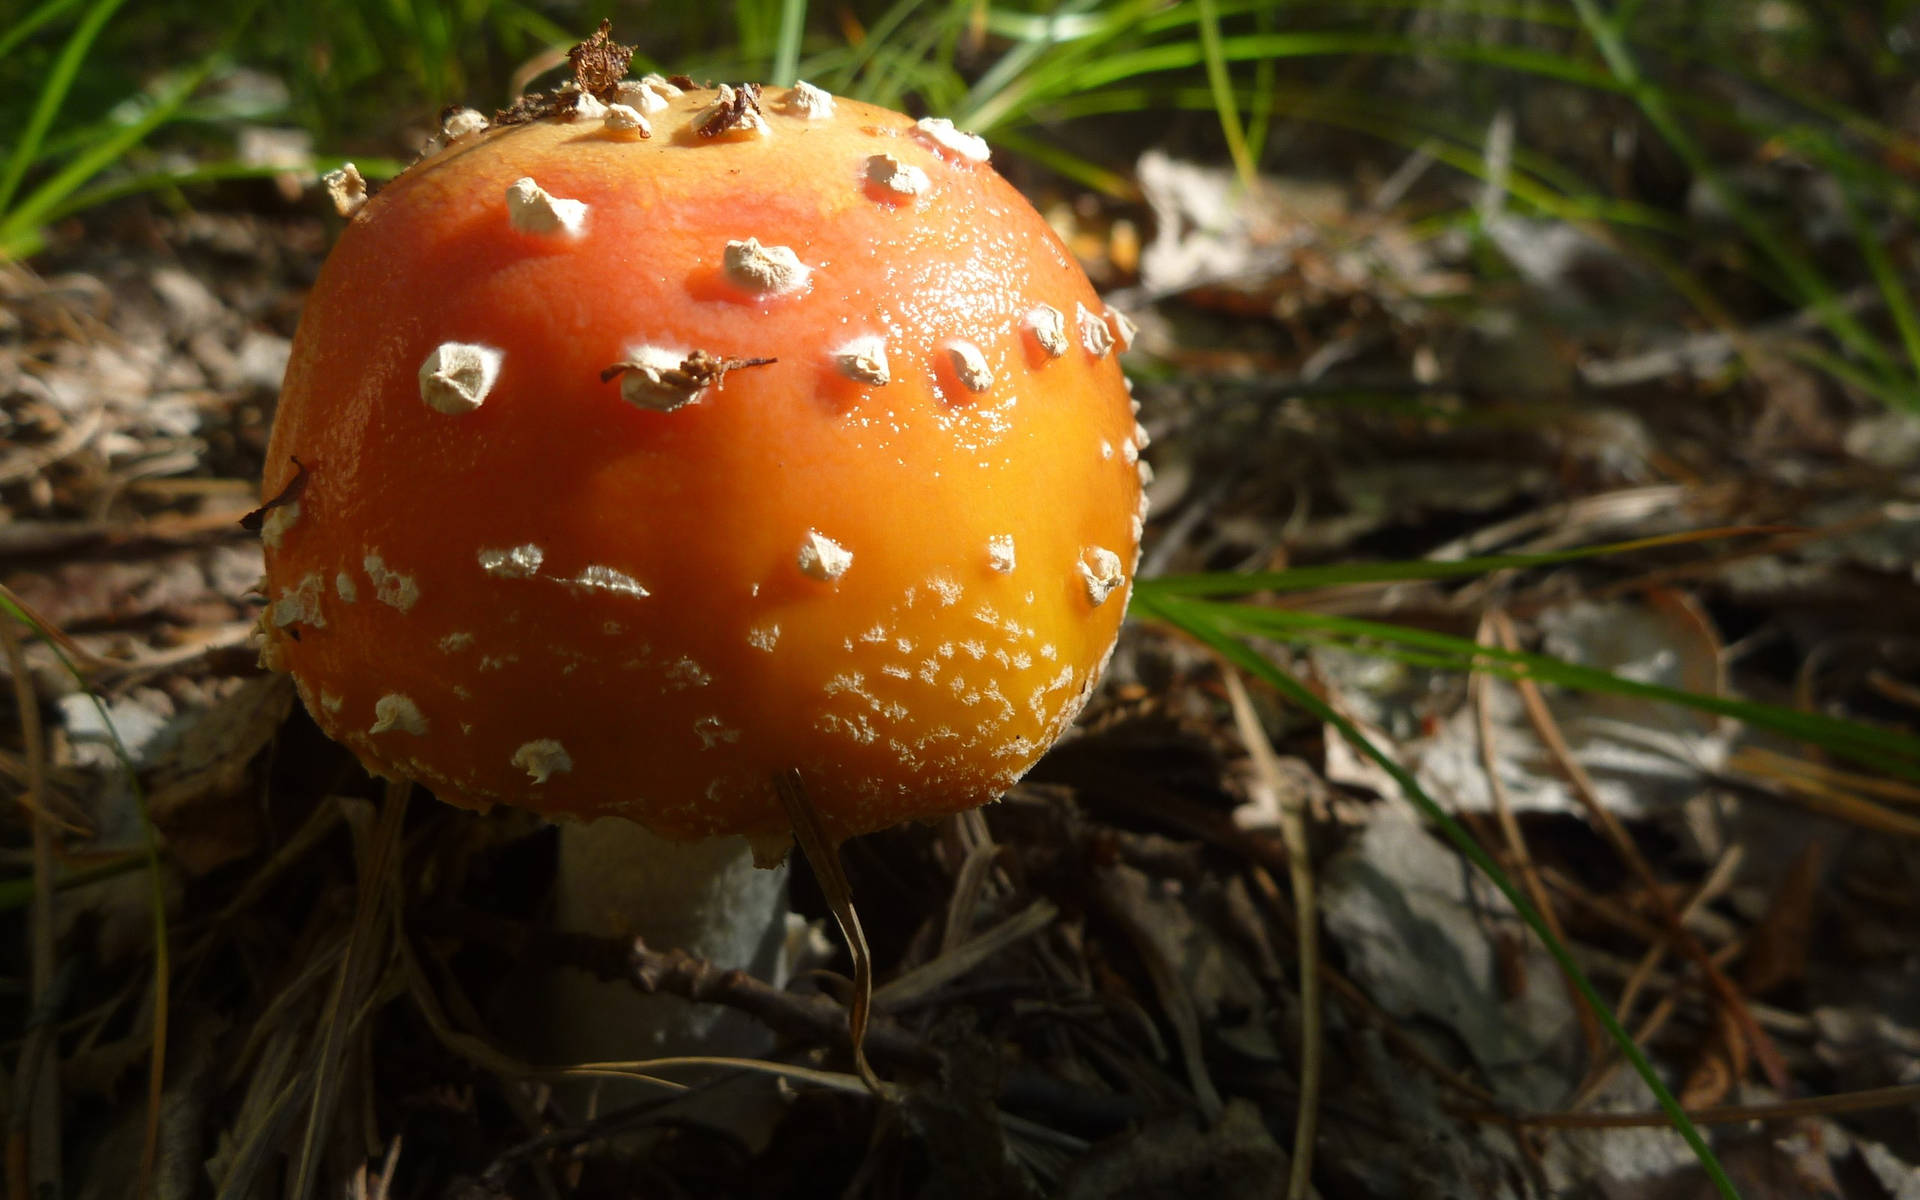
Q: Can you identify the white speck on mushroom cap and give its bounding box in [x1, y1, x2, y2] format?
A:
[568, 91, 609, 121]
[748, 621, 780, 651]
[417, 341, 503, 414]
[1133, 420, 1151, 449]
[334, 572, 357, 602]
[505, 177, 587, 237]
[320, 692, 344, 713]
[613, 78, 673, 113]
[723, 238, 809, 295]
[797, 530, 853, 582]
[370, 693, 427, 736]
[363, 552, 419, 611]
[1023, 304, 1068, 358]
[567, 565, 650, 598]
[638, 73, 684, 96]
[1076, 303, 1114, 356]
[603, 103, 652, 138]
[1107, 306, 1138, 351]
[1078, 547, 1125, 606]
[913, 117, 990, 163]
[442, 107, 488, 139]
[987, 535, 1017, 573]
[321, 163, 367, 218]
[864, 153, 929, 196]
[694, 715, 741, 748]
[947, 341, 994, 393]
[271, 572, 326, 629]
[834, 335, 891, 385]
[260, 501, 299, 549]
[1122, 438, 1139, 466]
[611, 344, 709, 411]
[439, 631, 474, 653]
[513, 738, 572, 783]
[781, 81, 836, 119]
[478, 543, 543, 578]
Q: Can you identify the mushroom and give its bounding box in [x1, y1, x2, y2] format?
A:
[258, 38, 1141, 1077]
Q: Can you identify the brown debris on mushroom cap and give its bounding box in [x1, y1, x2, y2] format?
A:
[321, 164, 367, 218]
[568, 19, 635, 96]
[600, 347, 775, 412]
[696, 83, 768, 138]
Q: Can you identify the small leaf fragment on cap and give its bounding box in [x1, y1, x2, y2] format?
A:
[947, 341, 994, 393]
[1024, 304, 1068, 358]
[370, 693, 427, 736]
[834, 335, 890, 385]
[798, 530, 853, 582]
[604, 103, 652, 138]
[723, 238, 809, 295]
[781, 81, 836, 119]
[506, 177, 588, 237]
[322, 163, 367, 218]
[602, 346, 773, 411]
[987, 535, 1017, 573]
[513, 738, 573, 783]
[913, 117, 990, 163]
[418, 341, 503, 413]
[1077, 547, 1124, 606]
[696, 83, 769, 138]
[1076, 303, 1114, 356]
[864, 154, 929, 197]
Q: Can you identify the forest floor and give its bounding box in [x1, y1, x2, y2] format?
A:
[5, 84, 1920, 1200]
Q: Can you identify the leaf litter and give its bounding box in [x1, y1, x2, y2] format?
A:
[5, 37, 1920, 1200]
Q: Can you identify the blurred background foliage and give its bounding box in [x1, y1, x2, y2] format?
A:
[6, 0, 1920, 406]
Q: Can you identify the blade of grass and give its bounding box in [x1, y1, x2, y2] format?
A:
[1136, 591, 1738, 1198]
[1194, 0, 1256, 189]
[0, 0, 132, 214]
[771, 0, 806, 85]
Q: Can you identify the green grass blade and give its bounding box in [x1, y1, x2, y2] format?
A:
[0, 0, 87, 65]
[0, 0, 133, 214]
[772, 0, 807, 85]
[1194, 0, 1256, 188]
[1133, 591, 1738, 1199]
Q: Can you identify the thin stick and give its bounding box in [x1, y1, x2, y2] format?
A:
[1, 616, 59, 1200]
[1490, 610, 1789, 1092]
[776, 769, 883, 1095]
[1223, 671, 1319, 1198]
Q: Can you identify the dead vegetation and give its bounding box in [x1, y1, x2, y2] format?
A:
[6, 38, 1920, 1200]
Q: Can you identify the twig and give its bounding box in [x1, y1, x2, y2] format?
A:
[873, 898, 1057, 1011]
[1222, 670, 1319, 1200]
[1489, 610, 1790, 1092]
[1472, 610, 1605, 1074]
[1, 615, 59, 1200]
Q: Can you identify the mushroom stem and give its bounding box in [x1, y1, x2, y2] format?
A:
[543, 820, 793, 1087]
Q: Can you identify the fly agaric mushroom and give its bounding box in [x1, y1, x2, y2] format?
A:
[257, 29, 1143, 1063]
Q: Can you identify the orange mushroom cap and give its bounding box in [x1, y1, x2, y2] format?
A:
[258, 77, 1143, 844]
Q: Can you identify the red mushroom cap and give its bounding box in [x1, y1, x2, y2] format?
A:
[259, 77, 1144, 843]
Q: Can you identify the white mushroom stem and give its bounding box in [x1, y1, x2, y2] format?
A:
[542, 819, 794, 1106]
